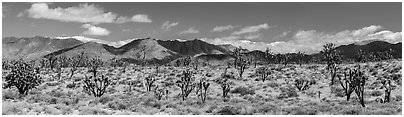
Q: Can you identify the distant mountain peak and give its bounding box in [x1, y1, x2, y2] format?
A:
[54, 36, 139, 48]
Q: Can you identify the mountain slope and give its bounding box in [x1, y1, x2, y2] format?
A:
[336, 41, 402, 59]
[157, 39, 232, 56]
[2, 36, 83, 60]
[45, 38, 180, 61]
[45, 42, 117, 60]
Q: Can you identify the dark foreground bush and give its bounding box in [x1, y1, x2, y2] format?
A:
[231, 86, 255, 96]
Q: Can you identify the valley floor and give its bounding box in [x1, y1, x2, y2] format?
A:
[2, 60, 402, 115]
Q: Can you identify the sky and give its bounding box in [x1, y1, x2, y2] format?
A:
[2, 2, 402, 53]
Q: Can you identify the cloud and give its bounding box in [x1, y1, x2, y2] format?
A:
[161, 21, 178, 31]
[24, 3, 152, 24]
[81, 24, 110, 36]
[131, 14, 152, 23]
[201, 36, 269, 51]
[201, 25, 402, 54]
[178, 27, 199, 35]
[267, 25, 402, 54]
[116, 14, 152, 23]
[211, 25, 235, 32]
[232, 23, 270, 35]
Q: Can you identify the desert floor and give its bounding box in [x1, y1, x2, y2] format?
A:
[2, 60, 402, 115]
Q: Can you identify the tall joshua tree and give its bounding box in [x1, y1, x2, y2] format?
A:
[321, 43, 341, 85]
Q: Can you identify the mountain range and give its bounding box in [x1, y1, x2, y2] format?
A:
[2, 36, 402, 64]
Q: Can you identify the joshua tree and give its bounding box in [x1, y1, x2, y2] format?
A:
[352, 66, 367, 107]
[145, 74, 157, 92]
[321, 43, 342, 85]
[176, 69, 196, 100]
[294, 77, 316, 91]
[69, 51, 88, 79]
[256, 66, 272, 82]
[339, 65, 367, 107]
[232, 46, 248, 79]
[87, 56, 104, 78]
[264, 48, 274, 64]
[220, 79, 231, 99]
[4, 60, 43, 96]
[196, 78, 210, 103]
[153, 85, 168, 100]
[57, 55, 70, 68]
[381, 79, 394, 103]
[83, 75, 111, 97]
[337, 68, 359, 101]
[45, 55, 58, 70]
[297, 51, 305, 66]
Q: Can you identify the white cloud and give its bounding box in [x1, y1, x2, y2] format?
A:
[178, 27, 199, 35]
[81, 24, 110, 36]
[211, 25, 235, 32]
[232, 23, 270, 35]
[161, 21, 178, 31]
[55, 36, 137, 47]
[267, 25, 402, 54]
[202, 25, 402, 54]
[131, 14, 152, 23]
[24, 3, 152, 24]
[26, 3, 117, 24]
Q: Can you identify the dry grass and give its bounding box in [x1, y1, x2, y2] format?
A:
[2, 60, 402, 115]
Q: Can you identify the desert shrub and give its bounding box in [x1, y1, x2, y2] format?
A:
[107, 100, 128, 110]
[267, 82, 279, 88]
[284, 106, 318, 115]
[25, 94, 52, 103]
[2, 89, 22, 100]
[215, 105, 239, 115]
[277, 85, 299, 99]
[205, 105, 218, 113]
[341, 108, 361, 115]
[394, 95, 402, 102]
[256, 102, 277, 114]
[330, 86, 345, 97]
[46, 81, 61, 86]
[47, 97, 59, 104]
[66, 82, 77, 88]
[177, 106, 203, 115]
[47, 90, 68, 98]
[99, 95, 114, 104]
[142, 97, 162, 109]
[370, 90, 383, 97]
[79, 106, 109, 115]
[43, 105, 61, 114]
[2, 101, 30, 115]
[231, 86, 255, 96]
